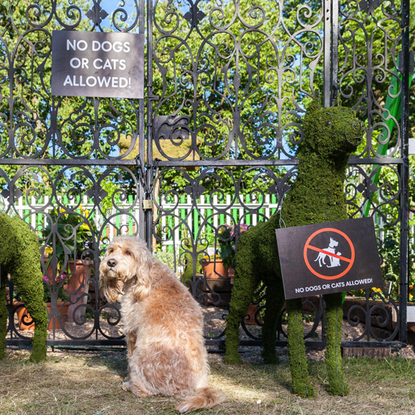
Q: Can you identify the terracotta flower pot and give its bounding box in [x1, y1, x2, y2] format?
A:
[42, 258, 93, 323]
[243, 303, 263, 326]
[14, 302, 35, 330]
[199, 258, 232, 306]
[228, 267, 235, 284]
[14, 301, 70, 330]
[201, 258, 229, 279]
[66, 259, 92, 322]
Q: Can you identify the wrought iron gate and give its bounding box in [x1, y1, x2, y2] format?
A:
[2, 0, 412, 350]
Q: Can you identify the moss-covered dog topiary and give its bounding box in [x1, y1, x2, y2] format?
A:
[0, 213, 48, 362]
[225, 96, 363, 397]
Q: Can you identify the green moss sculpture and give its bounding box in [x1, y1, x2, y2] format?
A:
[225, 96, 363, 397]
[0, 213, 48, 362]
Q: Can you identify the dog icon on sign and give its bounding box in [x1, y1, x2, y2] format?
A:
[315, 238, 342, 268]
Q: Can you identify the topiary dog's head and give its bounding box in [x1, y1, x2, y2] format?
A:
[301, 95, 363, 162]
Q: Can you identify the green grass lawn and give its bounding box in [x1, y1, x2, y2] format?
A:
[1, 349, 415, 415]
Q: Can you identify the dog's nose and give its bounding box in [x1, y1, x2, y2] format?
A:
[107, 258, 117, 268]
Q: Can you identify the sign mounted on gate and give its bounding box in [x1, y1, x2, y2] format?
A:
[52, 31, 144, 99]
[275, 218, 383, 299]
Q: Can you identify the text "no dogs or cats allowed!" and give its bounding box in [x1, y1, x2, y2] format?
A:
[275, 217, 383, 299]
[51, 31, 144, 99]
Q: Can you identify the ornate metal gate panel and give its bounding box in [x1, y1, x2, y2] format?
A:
[2, 0, 412, 349]
[2, 0, 147, 347]
[148, 0, 412, 348]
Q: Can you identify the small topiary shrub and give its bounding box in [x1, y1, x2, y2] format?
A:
[0, 213, 48, 362]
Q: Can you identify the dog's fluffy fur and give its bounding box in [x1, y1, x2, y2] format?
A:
[99, 236, 225, 413]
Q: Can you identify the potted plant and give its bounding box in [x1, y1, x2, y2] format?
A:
[197, 224, 250, 307]
[198, 253, 232, 306]
[41, 207, 96, 322]
[217, 223, 261, 322]
[218, 224, 249, 283]
[15, 274, 69, 330]
[200, 254, 229, 280]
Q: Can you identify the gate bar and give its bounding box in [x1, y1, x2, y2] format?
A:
[398, 0, 411, 345]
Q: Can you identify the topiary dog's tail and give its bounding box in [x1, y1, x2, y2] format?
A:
[176, 387, 225, 413]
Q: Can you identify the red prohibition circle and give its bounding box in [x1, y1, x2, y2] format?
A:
[303, 228, 355, 280]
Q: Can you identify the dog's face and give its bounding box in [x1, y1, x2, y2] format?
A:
[319, 106, 363, 153]
[303, 97, 364, 159]
[99, 236, 152, 303]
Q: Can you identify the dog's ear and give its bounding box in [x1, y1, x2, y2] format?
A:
[99, 254, 118, 303]
[307, 91, 321, 115]
[132, 246, 152, 301]
[102, 277, 120, 303]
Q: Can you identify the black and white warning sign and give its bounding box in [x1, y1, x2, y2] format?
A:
[275, 218, 383, 299]
[52, 30, 144, 99]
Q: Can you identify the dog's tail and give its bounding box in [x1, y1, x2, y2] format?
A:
[176, 387, 225, 413]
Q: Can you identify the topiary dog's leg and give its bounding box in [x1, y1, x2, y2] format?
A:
[286, 298, 315, 397]
[0, 214, 48, 362]
[22, 278, 48, 363]
[261, 277, 284, 364]
[0, 271, 7, 360]
[324, 293, 349, 396]
[225, 276, 258, 364]
[225, 238, 258, 364]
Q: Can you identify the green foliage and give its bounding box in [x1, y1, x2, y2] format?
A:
[218, 224, 249, 268]
[283, 102, 362, 228]
[153, 250, 181, 278]
[0, 286, 6, 359]
[99, 180, 121, 216]
[378, 222, 415, 301]
[41, 273, 69, 303]
[41, 207, 97, 269]
[2, 0, 413, 208]
[338, 0, 415, 156]
[379, 232, 400, 297]
[13, 271, 68, 303]
[150, 0, 324, 193]
[0, 0, 135, 201]
[179, 244, 205, 285]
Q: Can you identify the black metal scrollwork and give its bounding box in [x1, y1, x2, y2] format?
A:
[1, 0, 410, 349]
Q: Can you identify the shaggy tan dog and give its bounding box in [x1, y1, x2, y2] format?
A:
[99, 236, 225, 413]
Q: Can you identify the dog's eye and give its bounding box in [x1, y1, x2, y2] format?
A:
[108, 248, 114, 254]
[125, 250, 131, 256]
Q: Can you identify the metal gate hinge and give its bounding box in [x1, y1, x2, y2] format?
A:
[142, 200, 153, 210]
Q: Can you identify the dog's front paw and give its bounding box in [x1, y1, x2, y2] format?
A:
[261, 351, 279, 365]
[224, 353, 243, 365]
[122, 381, 148, 398]
[292, 380, 316, 398]
[327, 380, 349, 396]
